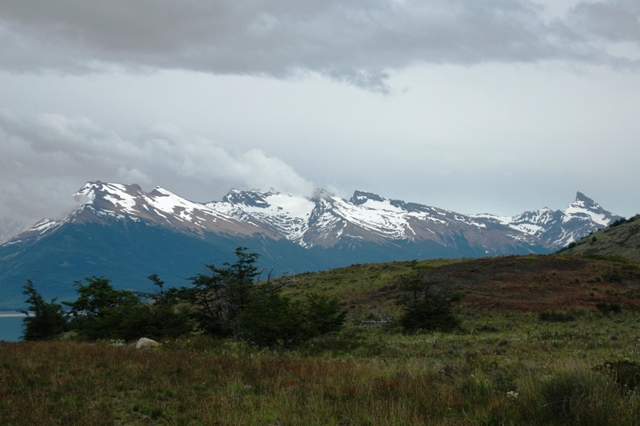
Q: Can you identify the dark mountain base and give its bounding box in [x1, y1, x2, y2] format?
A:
[0, 220, 551, 310]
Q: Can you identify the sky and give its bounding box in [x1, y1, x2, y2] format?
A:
[1, 0, 639, 227]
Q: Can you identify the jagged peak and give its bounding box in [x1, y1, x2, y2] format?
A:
[571, 191, 600, 208]
[570, 191, 600, 209]
[221, 188, 279, 207]
[575, 191, 592, 202]
[350, 190, 386, 205]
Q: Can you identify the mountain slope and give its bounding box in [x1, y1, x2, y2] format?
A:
[559, 215, 640, 262]
[207, 189, 565, 253]
[0, 182, 621, 309]
[0, 217, 34, 245]
[473, 192, 620, 247]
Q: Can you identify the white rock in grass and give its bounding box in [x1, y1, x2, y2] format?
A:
[136, 337, 159, 349]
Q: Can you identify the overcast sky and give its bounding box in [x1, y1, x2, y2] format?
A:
[1, 0, 639, 225]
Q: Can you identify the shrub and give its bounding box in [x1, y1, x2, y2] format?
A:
[596, 302, 622, 315]
[62, 276, 192, 341]
[20, 280, 68, 341]
[540, 374, 590, 421]
[594, 360, 640, 392]
[63, 276, 145, 340]
[239, 286, 347, 348]
[611, 218, 627, 227]
[176, 248, 347, 348]
[397, 266, 462, 332]
[238, 283, 303, 347]
[538, 311, 576, 322]
[302, 293, 348, 337]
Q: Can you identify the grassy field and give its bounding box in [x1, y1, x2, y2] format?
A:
[3, 254, 640, 425]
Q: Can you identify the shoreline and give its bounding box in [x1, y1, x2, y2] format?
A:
[0, 311, 28, 318]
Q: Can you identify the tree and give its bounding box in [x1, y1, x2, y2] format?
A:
[184, 247, 262, 337]
[181, 247, 348, 347]
[63, 276, 145, 340]
[238, 287, 347, 348]
[20, 280, 67, 341]
[301, 293, 348, 338]
[397, 266, 462, 332]
[136, 274, 194, 339]
[238, 282, 303, 347]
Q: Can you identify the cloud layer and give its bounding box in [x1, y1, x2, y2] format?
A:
[1, 0, 639, 91]
[0, 111, 314, 221]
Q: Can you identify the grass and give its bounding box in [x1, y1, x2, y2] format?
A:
[4, 254, 640, 425]
[4, 309, 640, 425]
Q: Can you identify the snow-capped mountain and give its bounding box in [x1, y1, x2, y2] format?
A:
[10, 182, 279, 245]
[473, 192, 620, 247]
[0, 182, 621, 309]
[205, 188, 548, 253]
[207, 189, 314, 244]
[0, 217, 34, 245]
[7, 183, 618, 252]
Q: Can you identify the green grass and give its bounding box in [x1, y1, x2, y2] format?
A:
[4, 309, 640, 425]
[277, 258, 465, 318]
[5, 254, 640, 424]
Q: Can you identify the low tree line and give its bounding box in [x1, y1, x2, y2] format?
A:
[21, 248, 464, 346]
[21, 247, 347, 348]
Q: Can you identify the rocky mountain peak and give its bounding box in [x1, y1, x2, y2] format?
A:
[350, 190, 386, 205]
[572, 191, 599, 209]
[221, 189, 274, 208]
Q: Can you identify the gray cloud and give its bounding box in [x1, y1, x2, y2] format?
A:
[1, 0, 637, 91]
[0, 110, 314, 221]
[570, 0, 640, 42]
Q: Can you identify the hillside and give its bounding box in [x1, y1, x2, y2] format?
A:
[560, 215, 640, 262]
[278, 254, 640, 318]
[5, 252, 640, 425]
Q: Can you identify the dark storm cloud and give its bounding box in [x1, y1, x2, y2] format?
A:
[1, 0, 634, 91]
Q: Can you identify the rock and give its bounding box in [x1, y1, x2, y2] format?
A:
[136, 337, 159, 349]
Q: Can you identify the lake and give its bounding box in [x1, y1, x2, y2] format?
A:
[0, 312, 26, 342]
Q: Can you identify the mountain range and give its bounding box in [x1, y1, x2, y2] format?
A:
[0, 181, 621, 309]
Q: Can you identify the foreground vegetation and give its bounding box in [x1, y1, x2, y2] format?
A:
[4, 307, 640, 425]
[6, 252, 640, 424]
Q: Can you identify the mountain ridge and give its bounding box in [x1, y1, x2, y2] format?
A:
[4, 182, 620, 251]
[0, 182, 622, 309]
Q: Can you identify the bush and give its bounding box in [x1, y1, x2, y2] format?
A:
[596, 302, 622, 315]
[63, 276, 145, 340]
[301, 293, 348, 337]
[20, 280, 68, 341]
[397, 267, 462, 332]
[238, 283, 303, 347]
[239, 286, 347, 348]
[594, 360, 640, 392]
[540, 374, 590, 420]
[399, 297, 461, 332]
[62, 276, 192, 341]
[611, 218, 627, 227]
[539, 311, 577, 322]
[175, 248, 347, 348]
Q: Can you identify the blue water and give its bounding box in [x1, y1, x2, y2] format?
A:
[0, 315, 25, 342]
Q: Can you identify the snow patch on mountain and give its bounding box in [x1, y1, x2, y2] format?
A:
[472, 192, 620, 246]
[3, 183, 619, 254]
